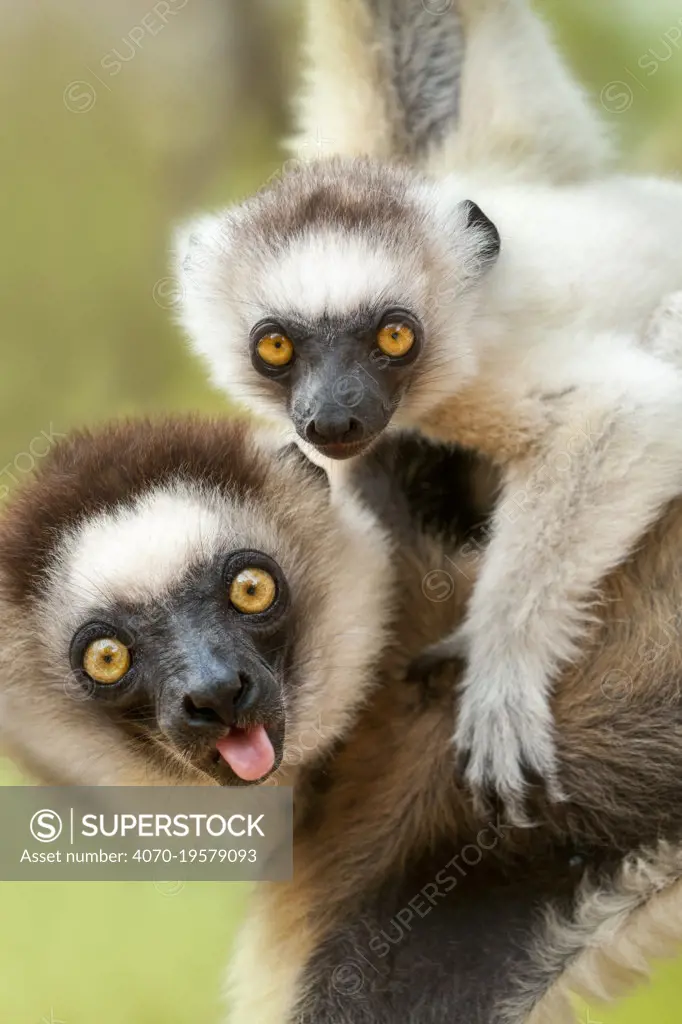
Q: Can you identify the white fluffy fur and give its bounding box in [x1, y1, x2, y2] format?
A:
[292, 0, 612, 183]
[400, 182, 682, 807]
[265, 231, 412, 323]
[451, 343, 682, 802]
[58, 487, 227, 612]
[291, 0, 395, 162]
[428, 0, 613, 182]
[646, 290, 682, 367]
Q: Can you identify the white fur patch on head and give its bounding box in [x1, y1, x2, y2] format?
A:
[258, 230, 416, 322]
[59, 487, 228, 612]
[38, 476, 304, 659]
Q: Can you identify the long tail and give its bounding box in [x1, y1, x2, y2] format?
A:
[290, 0, 614, 183]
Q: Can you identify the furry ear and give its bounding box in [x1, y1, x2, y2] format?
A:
[415, 182, 501, 287]
[459, 200, 501, 272]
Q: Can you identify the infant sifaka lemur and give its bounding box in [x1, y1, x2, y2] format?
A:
[171, 0, 616, 817]
[176, 151, 682, 814]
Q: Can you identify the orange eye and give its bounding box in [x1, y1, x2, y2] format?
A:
[229, 568, 277, 614]
[257, 333, 294, 368]
[377, 322, 416, 358]
[82, 638, 131, 685]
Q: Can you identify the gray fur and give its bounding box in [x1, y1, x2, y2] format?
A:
[368, 0, 465, 158]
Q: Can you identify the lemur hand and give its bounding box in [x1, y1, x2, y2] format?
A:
[454, 652, 565, 821]
[409, 631, 565, 819]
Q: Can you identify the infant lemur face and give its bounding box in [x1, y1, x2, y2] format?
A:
[0, 419, 389, 786]
[176, 156, 500, 456]
[249, 307, 423, 459]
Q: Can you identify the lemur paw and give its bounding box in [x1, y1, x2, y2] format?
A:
[454, 665, 565, 821]
[407, 629, 470, 682]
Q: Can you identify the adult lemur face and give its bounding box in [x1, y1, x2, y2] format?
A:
[0, 419, 391, 786]
[63, 507, 290, 786]
[176, 157, 500, 459]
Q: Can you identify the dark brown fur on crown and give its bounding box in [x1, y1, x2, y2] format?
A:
[246, 157, 424, 252]
[0, 417, 275, 607]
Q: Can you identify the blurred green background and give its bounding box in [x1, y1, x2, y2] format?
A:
[1, 0, 682, 1020]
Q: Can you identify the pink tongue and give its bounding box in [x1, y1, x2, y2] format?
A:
[216, 725, 275, 782]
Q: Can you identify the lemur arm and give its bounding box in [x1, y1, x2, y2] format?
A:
[290, 0, 613, 181]
[449, 343, 682, 812]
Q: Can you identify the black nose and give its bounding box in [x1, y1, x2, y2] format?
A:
[181, 669, 248, 731]
[305, 410, 364, 446]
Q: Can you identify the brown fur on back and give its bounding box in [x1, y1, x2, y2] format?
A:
[233, 490, 682, 1022]
[287, 493, 682, 903]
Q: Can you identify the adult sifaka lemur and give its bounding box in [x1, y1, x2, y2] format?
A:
[1, 419, 682, 1024]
